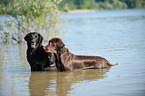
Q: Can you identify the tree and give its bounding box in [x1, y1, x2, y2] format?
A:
[0, 0, 63, 43]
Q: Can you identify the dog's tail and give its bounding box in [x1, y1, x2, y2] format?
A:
[107, 62, 118, 66]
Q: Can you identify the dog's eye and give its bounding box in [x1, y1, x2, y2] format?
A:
[52, 43, 55, 47]
[35, 35, 38, 38]
[30, 35, 32, 38]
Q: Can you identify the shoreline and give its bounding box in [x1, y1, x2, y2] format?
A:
[66, 8, 145, 13]
[68, 9, 96, 13]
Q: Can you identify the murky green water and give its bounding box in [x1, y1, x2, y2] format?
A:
[0, 9, 145, 96]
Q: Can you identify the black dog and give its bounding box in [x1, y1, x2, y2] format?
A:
[24, 32, 55, 71]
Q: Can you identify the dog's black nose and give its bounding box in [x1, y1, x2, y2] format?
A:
[31, 40, 35, 43]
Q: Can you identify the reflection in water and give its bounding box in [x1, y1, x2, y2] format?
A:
[29, 72, 57, 96]
[29, 68, 110, 96]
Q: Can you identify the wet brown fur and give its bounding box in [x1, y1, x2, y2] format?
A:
[47, 38, 118, 71]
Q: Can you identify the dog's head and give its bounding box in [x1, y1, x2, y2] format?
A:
[48, 38, 65, 52]
[24, 32, 43, 49]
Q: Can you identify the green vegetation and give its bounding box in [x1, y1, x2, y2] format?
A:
[0, 0, 63, 43]
[59, 0, 145, 11]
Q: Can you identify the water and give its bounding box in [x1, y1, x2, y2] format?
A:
[0, 9, 145, 96]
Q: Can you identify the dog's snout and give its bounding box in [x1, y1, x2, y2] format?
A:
[31, 40, 35, 44]
[31, 42, 35, 44]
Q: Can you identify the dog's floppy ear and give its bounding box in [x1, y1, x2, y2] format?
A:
[24, 33, 30, 42]
[53, 52, 65, 72]
[38, 34, 43, 44]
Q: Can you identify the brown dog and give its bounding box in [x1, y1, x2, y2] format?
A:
[45, 38, 118, 72]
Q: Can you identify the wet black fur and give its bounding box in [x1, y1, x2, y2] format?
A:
[24, 32, 55, 71]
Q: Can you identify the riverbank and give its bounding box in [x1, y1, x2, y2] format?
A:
[68, 9, 96, 13]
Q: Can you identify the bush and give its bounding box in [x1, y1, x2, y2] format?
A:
[0, 0, 63, 43]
